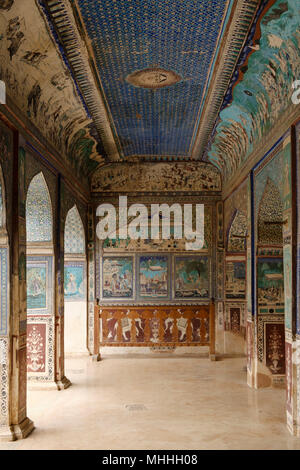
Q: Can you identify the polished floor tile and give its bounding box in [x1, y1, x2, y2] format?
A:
[1, 355, 300, 450]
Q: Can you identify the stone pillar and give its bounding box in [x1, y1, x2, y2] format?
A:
[0, 141, 34, 440]
[246, 174, 255, 388]
[87, 204, 100, 361]
[215, 200, 225, 356]
[284, 127, 299, 435]
[54, 176, 71, 390]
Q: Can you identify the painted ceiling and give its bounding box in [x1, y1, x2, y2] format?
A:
[73, 0, 232, 159]
[2, 0, 298, 187]
[36, 0, 260, 169]
[206, 0, 300, 181]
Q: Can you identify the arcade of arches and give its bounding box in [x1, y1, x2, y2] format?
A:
[0, 0, 300, 449]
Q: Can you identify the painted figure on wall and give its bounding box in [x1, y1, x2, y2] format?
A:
[64, 265, 85, 301]
[27, 266, 46, 309]
[139, 256, 168, 298]
[175, 256, 209, 299]
[257, 258, 284, 306]
[164, 317, 174, 342]
[135, 317, 146, 342]
[102, 257, 133, 298]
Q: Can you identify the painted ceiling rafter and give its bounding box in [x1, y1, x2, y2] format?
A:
[39, 0, 121, 162]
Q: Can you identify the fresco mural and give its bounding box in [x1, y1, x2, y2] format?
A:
[26, 257, 53, 315]
[225, 261, 246, 299]
[27, 266, 47, 310]
[207, 0, 300, 181]
[101, 204, 212, 253]
[100, 305, 211, 347]
[257, 258, 284, 307]
[102, 257, 133, 299]
[139, 255, 168, 299]
[92, 162, 221, 192]
[0, 0, 101, 181]
[64, 265, 85, 301]
[174, 256, 209, 299]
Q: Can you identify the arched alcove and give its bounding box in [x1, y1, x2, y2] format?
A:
[257, 178, 283, 246]
[26, 172, 53, 243]
[64, 205, 85, 254]
[227, 210, 247, 253]
[64, 205, 87, 354]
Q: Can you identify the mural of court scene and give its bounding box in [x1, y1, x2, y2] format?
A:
[102, 257, 133, 299]
[139, 255, 168, 298]
[225, 261, 246, 299]
[174, 256, 209, 299]
[64, 265, 85, 301]
[27, 265, 47, 309]
[257, 258, 284, 309]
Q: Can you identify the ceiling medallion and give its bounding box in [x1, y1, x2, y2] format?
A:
[126, 67, 181, 90]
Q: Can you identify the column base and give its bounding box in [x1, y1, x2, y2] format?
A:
[0, 425, 16, 442]
[13, 417, 35, 440]
[27, 381, 59, 392]
[91, 353, 101, 362]
[286, 411, 300, 437]
[0, 417, 35, 441]
[209, 354, 217, 361]
[56, 375, 72, 390]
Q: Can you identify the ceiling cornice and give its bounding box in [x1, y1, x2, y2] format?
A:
[38, 0, 121, 162]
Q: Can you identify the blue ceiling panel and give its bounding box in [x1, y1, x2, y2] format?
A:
[75, 0, 232, 158]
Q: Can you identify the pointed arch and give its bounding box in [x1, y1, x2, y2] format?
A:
[26, 172, 53, 243]
[227, 209, 247, 252]
[257, 177, 283, 245]
[64, 205, 85, 254]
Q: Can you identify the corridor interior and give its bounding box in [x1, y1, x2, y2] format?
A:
[0, 0, 300, 448]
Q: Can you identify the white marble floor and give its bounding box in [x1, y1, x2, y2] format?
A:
[1, 354, 300, 450]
